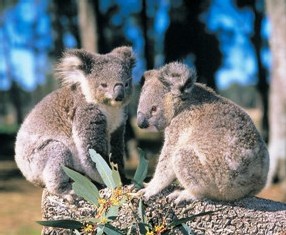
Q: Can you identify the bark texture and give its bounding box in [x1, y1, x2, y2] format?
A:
[41, 186, 286, 235]
[77, 0, 98, 52]
[266, 0, 286, 184]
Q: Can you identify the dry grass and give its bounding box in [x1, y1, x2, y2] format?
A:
[0, 161, 42, 235]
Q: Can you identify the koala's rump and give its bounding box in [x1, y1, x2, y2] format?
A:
[172, 101, 268, 199]
[15, 88, 76, 182]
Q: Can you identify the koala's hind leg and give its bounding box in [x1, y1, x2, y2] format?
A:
[41, 141, 74, 195]
[172, 148, 211, 202]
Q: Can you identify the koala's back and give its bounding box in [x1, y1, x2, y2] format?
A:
[170, 84, 269, 200]
[20, 86, 76, 137]
[173, 84, 265, 157]
[15, 86, 78, 157]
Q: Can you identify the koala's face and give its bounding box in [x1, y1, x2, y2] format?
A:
[137, 70, 170, 131]
[137, 62, 196, 131]
[56, 47, 135, 107]
[83, 56, 133, 107]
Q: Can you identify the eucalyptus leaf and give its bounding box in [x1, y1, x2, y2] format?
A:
[127, 224, 136, 235]
[96, 225, 104, 235]
[180, 223, 195, 235]
[138, 199, 147, 223]
[37, 220, 83, 229]
[62, 166, 99, 206]
[138, 222, 148, 234]
[170, 210, 216, 227]
[89, 149, 116, 189]
[133, 148, 149, 188]
[111, 162, 122, 187]
[106, 205, 119, 219]
[89, 218, 101, 224]
[104, 223, 125, 234]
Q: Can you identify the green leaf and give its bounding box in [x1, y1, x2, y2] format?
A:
[89, 218, 101, 224]
[180, 223, 195, 235]
[36, 220, 83, 229]
[169, 210, 216, 228]
[71, 183, 99, 206]
[62, 166, 99, 206]
[96, 225, 104, 235]
[111, 162, 122, 187]
[89, 149, 116, 189]
[133, 148, 149, 189]
[127, 224, 136, 235]
[138, 222, 148, 234]
[138, 199, 147, 223]
[106, 205, 119, 219]
[103, 223, 125, 234]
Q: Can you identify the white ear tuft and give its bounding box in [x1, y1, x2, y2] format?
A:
[55, 54, 85, 86]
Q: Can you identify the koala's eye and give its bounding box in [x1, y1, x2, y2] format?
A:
[125, 81, 129, 88]
[151, 106, 157, 114]
[100, 83, 107, 88]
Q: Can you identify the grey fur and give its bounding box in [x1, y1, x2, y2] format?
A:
[15, 46, 135, 195]
[137, 62, 269, 203]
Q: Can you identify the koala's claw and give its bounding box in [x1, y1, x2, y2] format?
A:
[134, 188, 145, 197]
[134, 187, 154, 201]
[167, 189, 195, 205]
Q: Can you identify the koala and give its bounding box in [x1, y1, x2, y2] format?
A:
[137, 62, 269, 203]
[15, 46, 135, 195]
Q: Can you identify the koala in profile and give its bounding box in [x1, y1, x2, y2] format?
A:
[137, 62, 269, 203]
[15, 46, 135, 195]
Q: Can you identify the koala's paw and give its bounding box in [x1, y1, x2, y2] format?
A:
[134, 188, 152, 201]
[167, 189, 196, 205]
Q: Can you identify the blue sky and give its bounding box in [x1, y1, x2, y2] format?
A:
[0, 0, 270, 91]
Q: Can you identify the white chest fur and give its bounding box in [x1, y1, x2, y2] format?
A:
[100, 106, 125, 134]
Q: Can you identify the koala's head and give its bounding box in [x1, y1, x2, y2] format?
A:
[55, 46, 135, 107]
[137, 62, 196, 131]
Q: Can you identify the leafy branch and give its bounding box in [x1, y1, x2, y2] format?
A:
[37, 148, 216, 234]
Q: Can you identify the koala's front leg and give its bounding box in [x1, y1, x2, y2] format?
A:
[142, 145, 176, 200]
[73, 104, 109, 182]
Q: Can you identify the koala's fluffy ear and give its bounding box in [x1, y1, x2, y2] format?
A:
[140, 70, 159, 87]
[111, 46, 136, 68]
[159, 62, 197, 99]
[55, 49, 94, 86]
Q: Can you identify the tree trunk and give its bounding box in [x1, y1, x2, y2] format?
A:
[141, 0, 153, 70]
[266, 0, 286, 185]
[77, 0, 98, 52]
[41, 186, 286, 235]
[251, 5, 269, 142]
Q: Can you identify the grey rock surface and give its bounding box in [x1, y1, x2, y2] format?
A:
[41, 185, 286, 235]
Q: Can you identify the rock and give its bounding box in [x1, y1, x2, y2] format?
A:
[41, 185, 286, 235]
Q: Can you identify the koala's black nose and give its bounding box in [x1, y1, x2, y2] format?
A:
[113, 84, 125, 101]
[137, 112, 149, 129]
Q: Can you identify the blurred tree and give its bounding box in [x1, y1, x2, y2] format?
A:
[266, 0, 286, 186]
[141, 0, 153, 69]
[77, 0, 98, 52]
[51, 0, 80, 57]
[251, 2, 269, 142]
[236, 0, 269, 141]
[164, 0, 222, 90]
